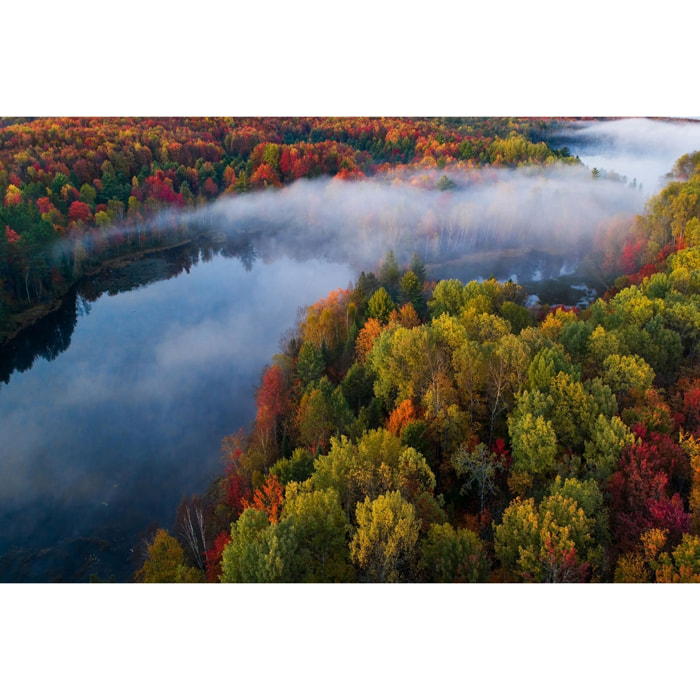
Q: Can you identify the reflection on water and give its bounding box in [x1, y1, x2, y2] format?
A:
[0, 239, 354, 582]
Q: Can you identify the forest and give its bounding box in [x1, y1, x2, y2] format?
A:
[127, 142, 700, 583]
[2, 117, 700, 583]
[0, 117, 575, 342]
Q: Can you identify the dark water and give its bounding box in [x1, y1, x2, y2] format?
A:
[0, 241, 354, 582]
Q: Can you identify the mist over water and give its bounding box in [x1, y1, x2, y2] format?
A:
[550, 118, 700, 194]
[0, 252, 354, 581]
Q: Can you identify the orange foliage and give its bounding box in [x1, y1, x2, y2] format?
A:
[389, 302, 421, 329]
[299, 287, 353, 351]
[242, 474, 285, 524]
[387, 399, 417, 436]
[355, 317, 383, 363]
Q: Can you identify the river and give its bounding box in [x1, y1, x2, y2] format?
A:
[0, 241, 354, 581]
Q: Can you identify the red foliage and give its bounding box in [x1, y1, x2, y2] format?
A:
[387, 399, 416, 436]
[255, 365, 289, 449]
[222, 467, 251, 518]
[144, 170, 184, 205]
[250, 163, 281, 188]
[5, 225, 21, 244]
[609, 430, 691, 550]
[68, 200, 92, 223]
[204, 531, 232, 583]
[203, 176, 219, 198]
[36, 196, 53, 214]
[542, 538, 591, 583]
[621, 240, 644, 275]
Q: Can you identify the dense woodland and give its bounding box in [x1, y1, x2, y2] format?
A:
[1, 117, 576, 340]
[3, 118, 700, 583]
[134, 147, 700, 583]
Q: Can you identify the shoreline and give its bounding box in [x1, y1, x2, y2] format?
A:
[0, 235, 203, 347]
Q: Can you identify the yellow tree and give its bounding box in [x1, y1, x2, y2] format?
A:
[349, 491, 421, 582]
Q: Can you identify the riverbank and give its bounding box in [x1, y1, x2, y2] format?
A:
[0, 235, 207, 346]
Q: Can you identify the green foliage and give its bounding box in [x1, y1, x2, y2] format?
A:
[296, 341, 324, 387]
[311, 428, 435, 520]
[420, 523, 490, 582]
[367, 287, 395, 323]
[508, 412, 558, 495]
[602, 353, 655, 398]
[499, 300, 532, 334]
[494, 493, 598, 582]
[583, 414, 636, 481]
[428, 279, 468, 318]
[526, 346, 579, 392]
[271, 447, 315, 486]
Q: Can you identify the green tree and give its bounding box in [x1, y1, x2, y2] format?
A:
[494, 493, 597, 582]
[278, 484, 354, 582]
[508, 412, 558, 495]
[296, 341, 324, 387]
[367, 286, 395, 323]
[220, 508, 281, 583]
[583, 414, 637, 481]
[399, 270, 425, 317]
[602, 353, 655, 399]
[420, 523, 490, 582]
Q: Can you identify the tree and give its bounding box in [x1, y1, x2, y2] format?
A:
[204, 531, 232, 583]
[241, 473, 285, 524]
[271, 447, 315, 486]
[409, 252, 426, 286]
[355, 317, 383, 364]
[609, 430, 691, 551]
[452, 442, 505, 514]
[654, 532, 700, 582]
[349, 491, 421, 582]
[584, 414, 637, 481]
[367, 287, 395, 323]
[296, 341, 324, 387]
[508, 412, 557, 495]
[602, 353, 655, 401]
[135, 529, 204, 583]
[278, 484, 354, 582]
[420, 523, 490, 582]
[386, 398, 417, 436]
[220, 508, 281, 583]
[378, 250, 401, 290]
[494, 493, 597, 582]
[399, 270, 425, 317]
[175, 495, 208, 571]
[255, 364, 289, 454]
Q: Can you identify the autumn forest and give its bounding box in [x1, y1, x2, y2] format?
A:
[2, 117, 700, 583]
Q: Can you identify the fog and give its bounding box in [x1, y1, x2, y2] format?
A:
[551, 118, 700, 193]
[54, 118, 700, 281]
[136, 162, 645, 278]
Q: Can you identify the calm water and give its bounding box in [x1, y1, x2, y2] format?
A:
[0, 244, 354, 582]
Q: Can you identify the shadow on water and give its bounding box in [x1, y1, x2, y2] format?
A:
[0, 234, 260, 388]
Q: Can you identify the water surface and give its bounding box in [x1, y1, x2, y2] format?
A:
[0, 245, 353, 581]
